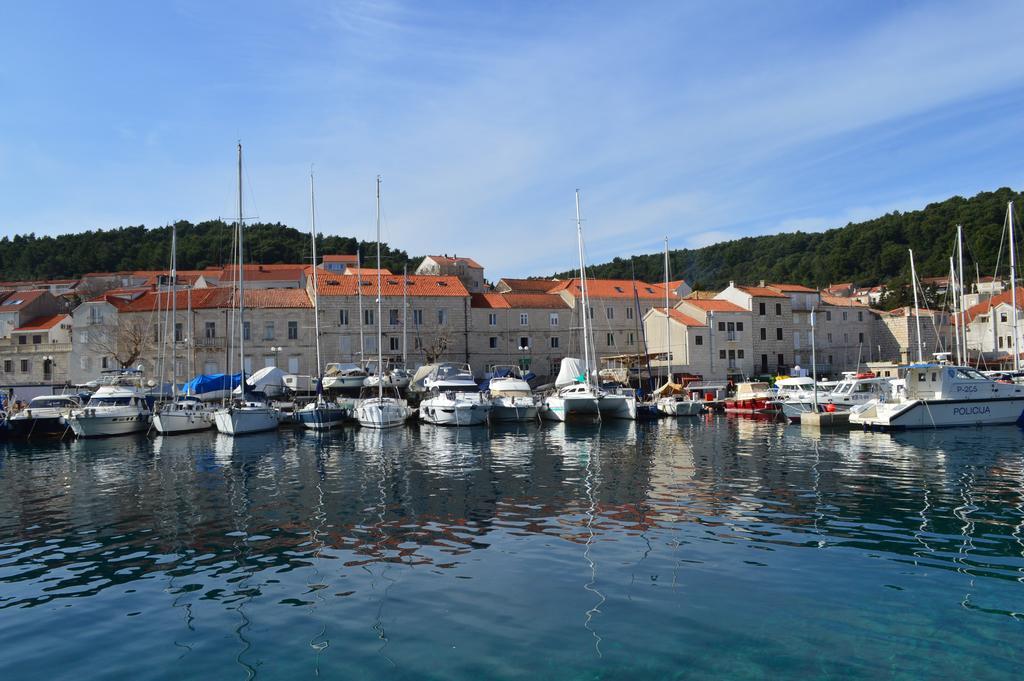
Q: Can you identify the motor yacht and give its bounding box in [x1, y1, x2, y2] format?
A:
[487, 366, 538, 422]
[420, 362, 491, 426]
[69, 376, 152, 438]
[6, 394, 81, 438]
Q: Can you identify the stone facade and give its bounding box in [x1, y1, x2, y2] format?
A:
[469, 292, 571, 381]
[716, 282, 793, 375]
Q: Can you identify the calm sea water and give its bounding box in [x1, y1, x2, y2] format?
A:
[1, 417, 1022, 680]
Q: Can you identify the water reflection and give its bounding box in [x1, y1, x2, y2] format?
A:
[1, 420, 1023, 679]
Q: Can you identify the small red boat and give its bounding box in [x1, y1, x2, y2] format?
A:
[723, 382, 781, 413]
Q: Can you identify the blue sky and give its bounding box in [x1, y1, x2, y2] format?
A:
[2, 1, 1024, 277]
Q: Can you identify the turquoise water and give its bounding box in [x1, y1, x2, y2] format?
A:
[1, 418, 1022, 680]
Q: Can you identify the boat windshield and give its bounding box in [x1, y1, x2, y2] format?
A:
[29, 397, 77, 408]
[87, 397, 132, 407]
[954, 368, 989, 381]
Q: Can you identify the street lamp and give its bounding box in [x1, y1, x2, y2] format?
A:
[42, 354, 54, 383]
[270, 346, 283, 368]
[518, 344, 530, 372]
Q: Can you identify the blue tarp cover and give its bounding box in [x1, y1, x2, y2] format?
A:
[180, 373, 241, 395]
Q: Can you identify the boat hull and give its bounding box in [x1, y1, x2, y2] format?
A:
[214, 407, 279, 436]
[541, 394, 600, 421]
[153, 408, 215, 434]
[490, 398, 538, 422]
[296, 405, 349, 430]
[850, 396, 1024, 430]
[724, 398, 779, 413]
[657, 398, 702, 416]
[6, 415, 70, 438]
[356, 399, 408, 429]
[420, 400, 490, 426]
[69, 412, 151, 438]
[598, 394, 636, 420]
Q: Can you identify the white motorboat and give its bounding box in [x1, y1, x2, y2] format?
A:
[322, 363, 369, 390]
[597, 386, 637, 420]
[849, 362, 1024, 429]
[213, 143, 280, 437]
[69, 378, 152, 438]
[6, 394, 81, 438]
[656, 394, 703, 416]
[487, 366, 538, 422]
[773, 376, 821, 422]
[153, 395, 215, 434]
[419, 362, 491, 426]
[541, 382, 601, 421]
[824, 372, 894, 411]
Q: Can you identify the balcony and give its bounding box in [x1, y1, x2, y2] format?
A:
[726, 331, 741, 342]
[194, 337, 225, 349]
[6, 342, 73, 354]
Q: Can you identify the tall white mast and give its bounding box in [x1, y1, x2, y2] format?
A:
[237, 142, 246, 390]
[186, 285, 193, 385]
[909, 249, 923, 363]
[402, 264, 408, 366]
[575, 189, 592, 387]
[949, 257, 961, 365]
[1010, 202, 1020, 372]
[357, 248, 364, 363]
[664, 237, 672, 383]
[810, 306, 818, 409]
[376, 176, 384, 401]
[957, 224, 968, 364]
[310, 168, 323, 386]
[170, 223, 178, 395]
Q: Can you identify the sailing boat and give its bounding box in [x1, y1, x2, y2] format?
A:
[541, 190, 601, 421]
[656, 238, 701, 416]
[154, 224, 215, 434]
[355, 176, 410, 428]
[213, 143, 280, 436]
[297, 169, 350, 430]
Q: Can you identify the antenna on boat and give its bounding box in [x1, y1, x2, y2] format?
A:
[1009, 203, 1020, 372]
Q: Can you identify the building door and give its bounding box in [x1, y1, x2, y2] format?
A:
[760, 354, 768, 373]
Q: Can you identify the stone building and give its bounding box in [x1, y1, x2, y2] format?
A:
[469, 292, 571, 380]
[0, 312, 73, 386]
[715, 282, 793, 375]
[873, 307, 953, 364]
[961, 286, 1024, 366]
[415, 255, 486, 293]
[674, 298, 754, 380]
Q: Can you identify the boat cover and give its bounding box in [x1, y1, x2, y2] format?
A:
[555, 358, 586, 388]
[180, 373, 241, 396]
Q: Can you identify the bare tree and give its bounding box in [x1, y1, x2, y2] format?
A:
[93, 315, 151, 369]
[422, 332, 451, 364]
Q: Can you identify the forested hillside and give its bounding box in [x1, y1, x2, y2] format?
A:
[0, 219, 418, 280]
[559, 187, 1023, 296]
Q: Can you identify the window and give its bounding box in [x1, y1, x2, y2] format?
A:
[776, 328, 782, 340]
[825, 311, 832, 321]
[695, 335, 703, 346]
[626, 307, 633, 320]
[102, 356, 109, 369]
[438, 309, 448, 326]
[775, 303, 782, 315]
[759, 302, 766, 316]
[842, 311, 848, 321]
[858, 332, 864, 343]
[390, 337, 400, 351]
[519, 337, 529, 349]
[550, 312, 559, 327]
[760, 328, 767, 341]
[79, 330, 88, 344]
[777, 353, 784, 367]
[1002, 313, 1008, 323]
[489, 313, 497, 326]
[204, 360, 218, 374]
[720, 350, 727, 359]
[718, 321, 725, 331]
[1009, 336, 1014, 348]
[606, 332, 614, 346]
[413, 309, 423, 326]
[738, 349, 745, 358]
[244, 356, 253, 374]
[339, 309, 349, 325]
[205, 321, 216, 338]
[365, 337, 377, 352]
[858, 311, 863, 322]
[175, 323, 183, 342]
[1000, 336, 1005, 348]
[606, 307, 614, 320]
[489, 336, 498, 349]
[414, 337, 422, 350]
[794, 332, 800, 349]
[288, 321, 298, 339]
[3, 360, 11, 373]
[588, 306, 594, 319]
[363, 309, 374, 326]
[263, 355, 276, 368]
[243, 321, 251, 340]
[389, 309, 399, 326]
[263, 321, 274, 340]
[843, 333, 848, 344]
[550, 337, 559, 349]
[736, 322, 743, 331]
[761, 354, 768, 370]
[627, 332, 635, 346]
[520, 312, 529, 325]
[20, 359, 30, 373]
[18, 336, 25, 345]
[31, 334, 41, 344]
[828, 332, 833, 343]
[288, 356, 300, 373]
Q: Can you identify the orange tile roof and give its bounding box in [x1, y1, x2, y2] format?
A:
[0, 289, 47, 311]
[115, 288, 311, 312]
[684, 290, 718, 300]
[217, 265, 306, 282]
[682, 299, 747, 313]
[819, 293, 869, 308]
[425, 255, 483, 269]
[322, 254, 359, 263]
[549, 278, 675, 300]
[317, 274, 469, 298]
[734, 285, 787, 298]
[769, 283, 817, 293]
[650, 307, 706, 327]
[496, 278, 560, 293]
[343, 267, 393, 276]
[471, 292, 568, 309]
[14, 314, 68, 331]
[960, 287, 1024, 325]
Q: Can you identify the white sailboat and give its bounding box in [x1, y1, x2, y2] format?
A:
[657, 237, 701, 416]
[154, 224, 215, 434]
[214, 143, 280, 436]
[542, 190, 602, 421]
[355, 176, 410, 429]
[297, 168, 350, 430]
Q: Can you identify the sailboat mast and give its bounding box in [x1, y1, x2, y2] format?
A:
[575, 189, 592, 387]
[376, 175, 384, 401]
[357, 248, 364, 363]
[1010, 202, 1020, 372]
[957, 224, 968, 364]
[237, 142, 246, 390]
[170, 223, 178, 394]
[811, 306, 817, 409]
[909, 249, 923, 363]
[402, 264, 408, 365]
[310, 169, 323, 383]
[949, 257, 961, 365]
[187, 285, 193, 386]
[664, 237, 671, 383]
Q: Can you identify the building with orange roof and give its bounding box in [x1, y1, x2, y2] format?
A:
[494, 278, 560, 294]
[469, 291, 570, 379]
[0, 308, 73, 386]
[416, 255, 486, 293]
[716, 281, 793, 374]
[960, 286, 1024, 366]
[320, 254, 360, 274]
[642, 307, 742, 381]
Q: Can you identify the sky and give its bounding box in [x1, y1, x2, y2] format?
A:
[3, 0, 1024, 278]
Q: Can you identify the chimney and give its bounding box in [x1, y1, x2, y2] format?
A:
[729, 280, 735, 288]
[759, 280, 765, 288]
